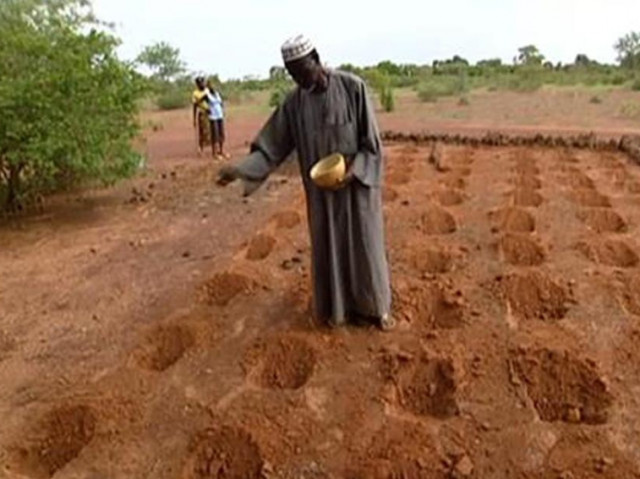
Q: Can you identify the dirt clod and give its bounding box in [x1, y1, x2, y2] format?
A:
[398, 357, 459, 419]
[394, 281, 465, 329]
[500, 234, 546, 266]
[510, 348, 613, 424]
[184, 426, 263, 479]
[499, 272, 570, 321]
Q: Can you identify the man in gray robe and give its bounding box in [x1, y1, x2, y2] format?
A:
[217, 35, 393, 330]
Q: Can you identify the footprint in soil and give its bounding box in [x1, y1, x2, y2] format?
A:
[509, 348, 614, 424]
[499, 234, 546, 266]
[244, 336, 317, 390]
[396, 357, 460, 419]
[419, 207, 457, 235]
[495, 271, 571, 321]
[9, 405, 97, 479]
[512, 188, 544, 207]
[133, 324, 195, 372]
[245, 234, 276, 261]
[568, 189, 611, 208]
[576, 240, 639, 268]
[202, 272, 254, 307]
[183, 426, 263, 479]
[489, 207, 536, 234]
[577, 209, 627, 234]
[271, 210, 302, 229]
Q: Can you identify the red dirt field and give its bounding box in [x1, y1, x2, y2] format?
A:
[2, 109, 640, 478]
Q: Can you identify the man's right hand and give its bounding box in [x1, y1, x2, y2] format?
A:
[217, 166, 239, 186]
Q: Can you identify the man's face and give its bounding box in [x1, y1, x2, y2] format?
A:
[285, 54, 318, 90]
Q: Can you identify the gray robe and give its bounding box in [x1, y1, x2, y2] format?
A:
[235, 70, 391, 323]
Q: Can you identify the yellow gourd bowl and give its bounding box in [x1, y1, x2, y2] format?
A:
[310, 153, 346, 189]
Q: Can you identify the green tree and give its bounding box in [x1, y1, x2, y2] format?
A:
[574, 54, 594, 67]
[516, 45, 545, 66]
[136, 41, 186, 83]
[614, 31, 640, 69]
[477, 58, 503, 68]
[269, 66, 287, 83]
[376, 60, 402, 77]
[0, 0, 143, 211]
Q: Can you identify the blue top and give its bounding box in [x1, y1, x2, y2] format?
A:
[207, 90, 224, 120]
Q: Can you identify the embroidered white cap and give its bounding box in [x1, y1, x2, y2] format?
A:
[281, 34, 315, 63]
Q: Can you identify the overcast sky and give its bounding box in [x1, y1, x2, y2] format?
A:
[92, 0, 638, 80]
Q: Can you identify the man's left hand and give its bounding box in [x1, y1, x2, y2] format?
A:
[327, 158, 355, 191]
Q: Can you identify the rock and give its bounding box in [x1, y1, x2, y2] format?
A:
[454, 455, 474, 477]
[565, 407, 581, 423]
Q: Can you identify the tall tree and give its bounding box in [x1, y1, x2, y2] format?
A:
[516, 45, 545, 66]
[614, 31, 640, 69]
[136, 41, 186, 83]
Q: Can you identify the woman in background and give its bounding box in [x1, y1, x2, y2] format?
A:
[192, 76, 211, 155]
[206, 80, 228, 160]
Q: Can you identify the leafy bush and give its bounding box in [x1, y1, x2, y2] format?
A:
[631, 78, 640, 91]
[507, 69, 544, 92]
[416, 77, 464, 102]
[380, 85, 395, 112]
[269, 84, 291, 108]
[156, 89, 190, 110]
[0, 0, 144, 211]
[611, 74, 627, 86]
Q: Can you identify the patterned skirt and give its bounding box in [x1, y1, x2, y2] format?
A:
[197, 110, 211, 147]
